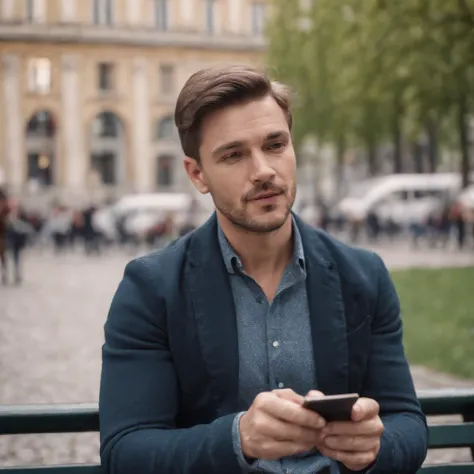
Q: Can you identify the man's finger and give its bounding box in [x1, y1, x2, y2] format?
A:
[324, 434, 381, 453]
[259, 393, 326, 430]
[351, 397, 380, 422]
[322, 417, 384, 437]
[273, 388, 305, 405]
[306, 390, 324, 398]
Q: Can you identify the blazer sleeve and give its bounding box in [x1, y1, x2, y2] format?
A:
[99, 258, 242, 474]
[361, 253, 428, 473]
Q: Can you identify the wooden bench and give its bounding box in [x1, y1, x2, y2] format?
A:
[0, 388, 473, 473]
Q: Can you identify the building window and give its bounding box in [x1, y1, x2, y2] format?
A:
[92, 112, 120, 138]
[98, 62, 114, 92]
[26, 110, 55, 137]
[160, 65, 175, 96]
[93, 0, 113, 25]
[157, 155, 174, 187]
[205, 0, 215, 33]
[251, 2, 266, 35]
[154, 0, 169, 30]
[27, 153, 54, 186]
[27, 58, 52, 94]
[156, 116, 176, 140]
[91, 152, 116, 184]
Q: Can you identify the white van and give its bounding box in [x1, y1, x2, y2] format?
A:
[336, 173, 466, 225]
[94, 192, 213, 240]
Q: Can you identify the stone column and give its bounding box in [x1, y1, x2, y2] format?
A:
[34, 0, 46, 22]
[61, 54, 85, 191]
[131, 57, 151, 192]
[227, 0, 241, 33]
[179, 0, 193, 28]
[60, 0, 77, 22]
[2, 55, 23, 189]
[1, 0, 14, 20]
[126, 0, 141, 25]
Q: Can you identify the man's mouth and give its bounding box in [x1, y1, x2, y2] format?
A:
[250, 191, 283, 201]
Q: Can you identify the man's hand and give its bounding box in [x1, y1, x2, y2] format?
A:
[239, 389, 326, 460]
[318, 397, 384, 472]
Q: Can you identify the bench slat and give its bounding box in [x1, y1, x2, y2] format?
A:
[0, 405, 98, 435]
[0, 466, 102, 474]
[428, 423, 474, 449]
[418, 389, 474, 417]
[418, 463, 474, 474]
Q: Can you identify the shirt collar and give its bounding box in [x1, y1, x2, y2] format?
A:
[217, 217, 306, 275]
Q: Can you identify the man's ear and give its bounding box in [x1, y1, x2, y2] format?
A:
[183, 157, 209, 194]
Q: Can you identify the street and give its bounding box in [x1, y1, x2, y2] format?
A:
[1, 242, 473, 467]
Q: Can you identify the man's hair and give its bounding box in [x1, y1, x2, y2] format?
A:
[174, 65, 292, 162]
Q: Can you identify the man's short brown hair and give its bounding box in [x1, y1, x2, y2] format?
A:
[174, 65, 292, 162]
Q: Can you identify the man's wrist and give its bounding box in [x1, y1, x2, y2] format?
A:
[232, 411, 258, 470]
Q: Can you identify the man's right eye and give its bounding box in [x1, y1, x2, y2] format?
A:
[222, 152, 242, 161]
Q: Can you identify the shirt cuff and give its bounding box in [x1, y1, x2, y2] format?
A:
[232, 411, 262, 472]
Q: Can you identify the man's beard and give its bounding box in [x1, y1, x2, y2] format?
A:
[213, 181, 296, 233]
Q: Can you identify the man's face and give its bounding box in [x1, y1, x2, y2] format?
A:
[184, 95, 297, 233]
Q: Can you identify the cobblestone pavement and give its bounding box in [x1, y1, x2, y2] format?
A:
[1, 243, 473, 467]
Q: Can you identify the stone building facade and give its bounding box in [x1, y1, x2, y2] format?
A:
[0, 0, 267, 204]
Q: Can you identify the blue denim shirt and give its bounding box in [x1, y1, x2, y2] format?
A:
[218, 220, 337, 474]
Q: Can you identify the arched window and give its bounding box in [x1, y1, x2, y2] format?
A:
[157, 155, 174, 187]
[26, 110, 55, 137]
[25, 110, 56, 186]
[91, 111, 120, 138]
[90, 111, 125, 185]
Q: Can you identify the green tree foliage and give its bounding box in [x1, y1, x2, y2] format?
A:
[266, 0, 474, 185]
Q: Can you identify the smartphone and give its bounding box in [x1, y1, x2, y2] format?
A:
[303, 393, 359, 422]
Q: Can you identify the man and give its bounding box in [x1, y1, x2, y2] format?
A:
[99, 66, 428, 474]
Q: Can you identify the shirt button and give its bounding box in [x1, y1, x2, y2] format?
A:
[272, 341, 280, 348]
[278, 382, 285, 389]
[256, 296, 264, 304]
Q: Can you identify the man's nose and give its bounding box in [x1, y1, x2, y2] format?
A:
[250, 152, 276, 183]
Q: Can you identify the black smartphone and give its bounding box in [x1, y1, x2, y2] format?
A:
[303, 393, 359, 422]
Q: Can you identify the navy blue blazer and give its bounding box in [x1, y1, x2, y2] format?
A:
[99, 213, 428, 474]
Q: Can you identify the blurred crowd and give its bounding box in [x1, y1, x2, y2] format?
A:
[312, 197, 474, 251]
[0, 188, 197, 286]
[1, 185, 473, 287]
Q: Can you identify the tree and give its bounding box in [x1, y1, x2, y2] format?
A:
[266, 0, 474, 186]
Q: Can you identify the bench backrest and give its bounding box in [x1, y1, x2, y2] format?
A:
[0, 390, 473, 473]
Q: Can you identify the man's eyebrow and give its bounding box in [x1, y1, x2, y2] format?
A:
[212, 140, 244, 157]
[265, 131, 289, 140]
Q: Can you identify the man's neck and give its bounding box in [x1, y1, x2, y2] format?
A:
[217, 213, 294, 277]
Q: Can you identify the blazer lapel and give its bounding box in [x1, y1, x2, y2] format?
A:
[294, 215, 349, 395]
[185, 214, 239, 413]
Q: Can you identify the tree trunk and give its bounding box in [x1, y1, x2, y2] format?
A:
[367, 139, 378, 176]
[335, 136, 346, 199]
[426, 119, 439, 173]
[392, 96, 403, 173]
[412, 141, 424, 173]
[457, 95, 471, 188]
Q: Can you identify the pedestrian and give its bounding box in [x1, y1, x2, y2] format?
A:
[449, 200, 466, 250]
[0, 188, 10, 284]
[99, 65, 428, 474]
[4, 200, 32, 284]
